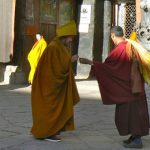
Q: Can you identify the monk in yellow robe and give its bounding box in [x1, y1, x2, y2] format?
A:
[31, 21, 80, 142]
[27, 34, 47, 84]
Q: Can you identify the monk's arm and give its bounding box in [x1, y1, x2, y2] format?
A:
[79, 58, 93, 65]
[71, 54, 79, 62]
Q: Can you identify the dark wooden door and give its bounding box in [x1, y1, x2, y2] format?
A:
[34, 0, 59, 43]
[34, 0, 75, 43]
[13, 0, 77, 80]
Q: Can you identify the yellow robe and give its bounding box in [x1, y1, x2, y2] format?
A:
[129, 31, 138, 41]
[31, 37, 80, 138]
[27, 37, 47, 84]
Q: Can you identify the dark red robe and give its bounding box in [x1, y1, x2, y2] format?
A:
[93, 41, 145, 104]
[93, 41, 149, 136]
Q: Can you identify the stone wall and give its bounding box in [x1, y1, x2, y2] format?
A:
[76, 0, 111, 78]
[76, 0, 95, 78]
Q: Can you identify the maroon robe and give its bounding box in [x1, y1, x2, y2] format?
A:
[93, 41, 149, 136]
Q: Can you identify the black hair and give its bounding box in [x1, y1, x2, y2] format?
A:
[111, 26, 124, 37]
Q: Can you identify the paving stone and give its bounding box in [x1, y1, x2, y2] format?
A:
[0, 80, 150, 150]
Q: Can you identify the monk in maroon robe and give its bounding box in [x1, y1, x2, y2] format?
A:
[79, 26, 149, 149]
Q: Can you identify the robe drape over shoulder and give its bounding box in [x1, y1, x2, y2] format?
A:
[31, 38, 80, 138]
[28, 37, 47, 84]
[93, 41, 145, 105]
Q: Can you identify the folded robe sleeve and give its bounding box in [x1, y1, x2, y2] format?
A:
[92, 41, 145, 105]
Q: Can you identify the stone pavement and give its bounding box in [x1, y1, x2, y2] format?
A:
[0, 80, 150, 150]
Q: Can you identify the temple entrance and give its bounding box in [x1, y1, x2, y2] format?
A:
[12, 0, 77, 82]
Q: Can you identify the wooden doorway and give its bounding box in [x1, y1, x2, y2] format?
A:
[34, 0, 75, 43]
[13, 0, 77, 79]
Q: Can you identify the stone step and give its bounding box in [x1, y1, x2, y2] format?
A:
[2, 65, 27, 84]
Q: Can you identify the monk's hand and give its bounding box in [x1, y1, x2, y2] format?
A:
[79, 58, 93, 65]
[71, 54, 79, 62]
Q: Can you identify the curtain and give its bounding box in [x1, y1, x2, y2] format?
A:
[0, 0, 16, 62]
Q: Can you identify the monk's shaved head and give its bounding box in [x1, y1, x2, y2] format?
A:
[111, 26, 124, 37]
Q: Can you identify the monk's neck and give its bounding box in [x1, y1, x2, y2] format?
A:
[116, 38, 125, 45]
